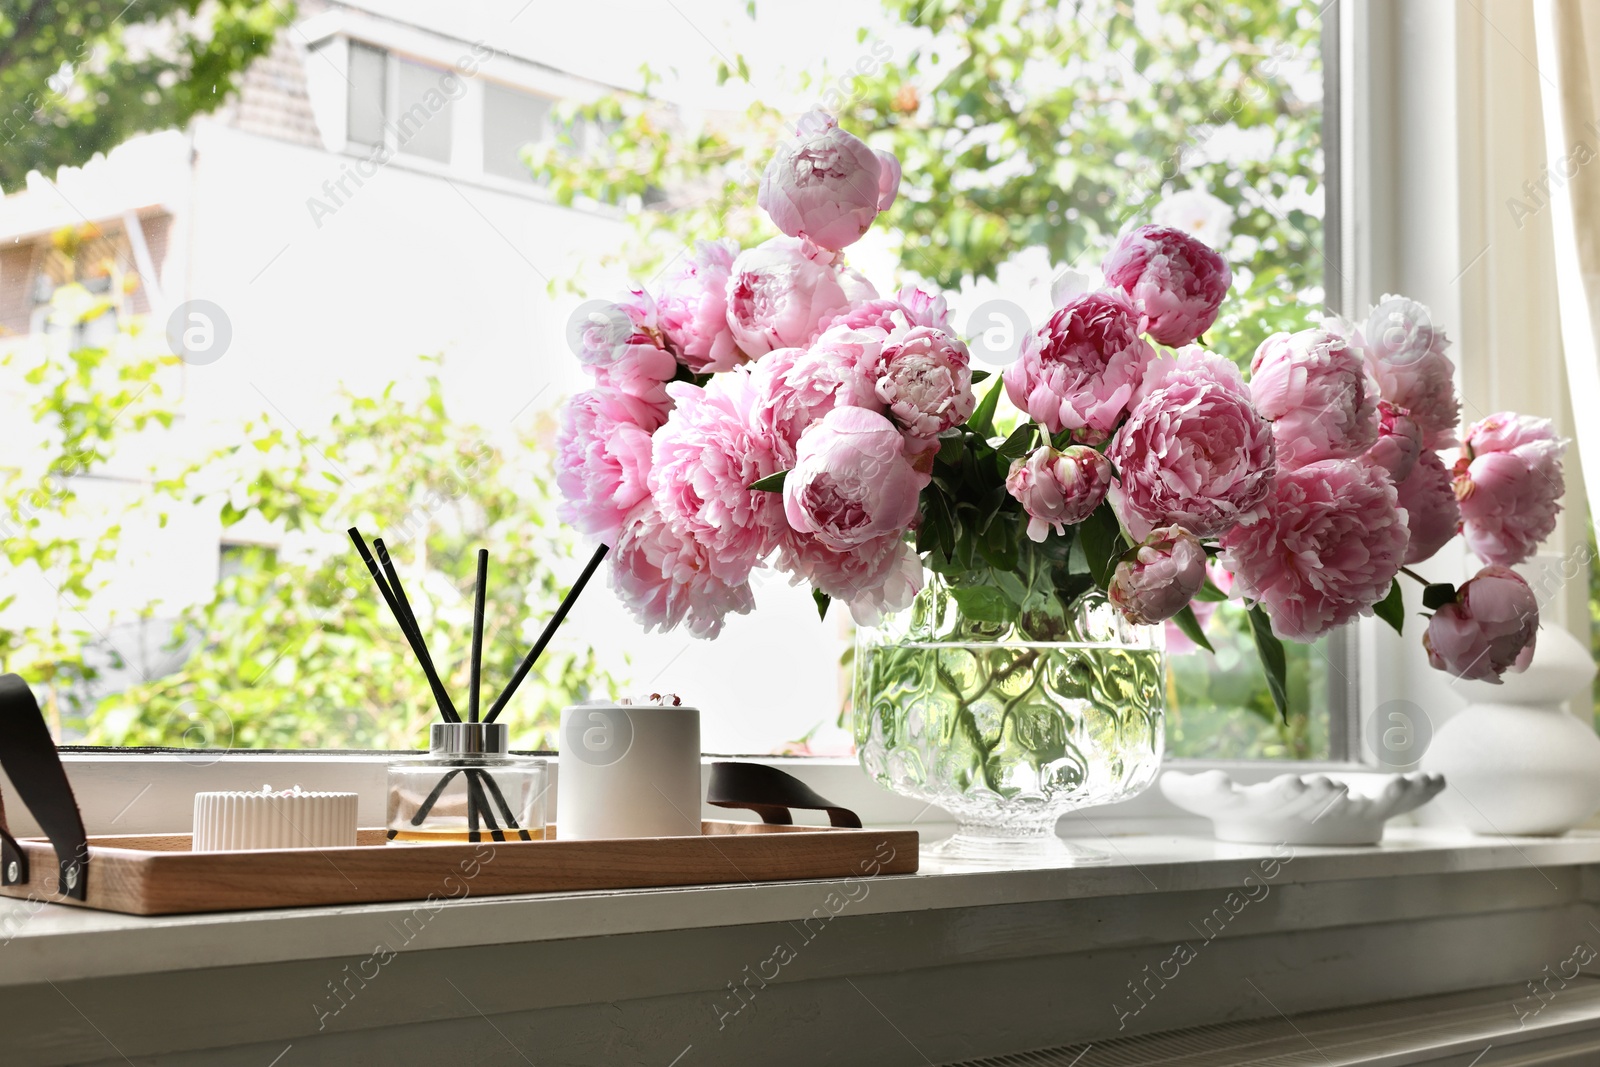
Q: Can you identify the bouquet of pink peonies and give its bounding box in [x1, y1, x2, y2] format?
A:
[556, 111, 1565, 713]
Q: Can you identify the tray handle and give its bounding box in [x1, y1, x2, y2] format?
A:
[706, 761, 862, 828]
[0, 674, 87, 899]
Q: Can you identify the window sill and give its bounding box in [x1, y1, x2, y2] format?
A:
[4, 826, 1598, 989]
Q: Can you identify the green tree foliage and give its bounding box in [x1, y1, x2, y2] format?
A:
[0, 287, 173, 734]
[0, 0, 290, 192]
[86, 364, 610, 751]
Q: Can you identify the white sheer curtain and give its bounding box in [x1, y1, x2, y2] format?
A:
[1534, 0, 1600, 518]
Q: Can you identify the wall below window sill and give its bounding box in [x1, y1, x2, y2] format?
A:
[4, 827, 1600, 1065]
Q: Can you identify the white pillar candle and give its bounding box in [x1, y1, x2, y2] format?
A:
[557, 701, 701, 840]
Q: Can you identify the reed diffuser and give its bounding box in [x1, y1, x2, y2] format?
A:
[348, 527, 607, 843]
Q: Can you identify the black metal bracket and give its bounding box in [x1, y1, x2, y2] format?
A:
[0, 674, 88, 900]
[706, 761, 862, 829]
[0, 788, 27, 887]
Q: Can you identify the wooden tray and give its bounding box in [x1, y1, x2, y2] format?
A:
[0, 821, 918, 916]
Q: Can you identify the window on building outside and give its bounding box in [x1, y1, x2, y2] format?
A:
[346, 42, 387, 150]
[483, 82, 551, 182]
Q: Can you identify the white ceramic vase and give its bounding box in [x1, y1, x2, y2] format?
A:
[1420, 621, 1600, 836]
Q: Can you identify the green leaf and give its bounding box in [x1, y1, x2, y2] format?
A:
[948, 583, 1013, 623]
[971, 369, 992, 383]
[935, 431, 966, 467]
[995, 422, 1037, 461]
[749, 470, 788, 492]
[965, 378, 1004, 438]
[1193, 576, 1229, 602]
[1078, 502, 1124, 589]
[1422, 582, 1457, 612]
[1373, 578, 1404, 635]
[1171, 604, 1215, 654]
[812, 588, 831, 621]
[1246, 604, 1290, 723]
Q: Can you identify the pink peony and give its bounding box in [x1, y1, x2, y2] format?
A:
[1424, 565, 1538, 683]
[589, 342, 677, 430]
[571, 288, 660, 367]
[1366, 400, 1424, 483]
[750, 340, 876, 450]
[1102, 224, 1232, 347]
[725, 236, 856, 357]
[554, 389, 656, 544]
[1108, 347, 1276, 540]
[1353, 296, 1461, 449]
[783, 406, 925, 551]
[1454, 412, 1566, 567]
[1249, 328, 1378, 469]
[1108, 526, 1208, 626]
[1219, 458, 1409, 641]
[611, 501, 756, 639]
[650, 372, 791, 585]
[657, 238, 745, 373]
[1005, 445, 1113, 542]
[867, 326, 975, 438]
[1002, 289, 1155, 441]
[824, 284, 952, 334]
[781, 533, 922, 625]
[1396, 449, 1459, 565]
[757, 110, 899, 252]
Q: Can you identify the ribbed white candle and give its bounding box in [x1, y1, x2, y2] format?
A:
[192, 785, 358, 852]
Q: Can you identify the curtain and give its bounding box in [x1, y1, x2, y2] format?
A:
[1534, 0, 1600, 520]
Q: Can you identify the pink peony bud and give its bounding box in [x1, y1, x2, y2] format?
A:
[1396, 449, 1459, 565]
[1424, 565, 1538, 683]
[657, 238, 745, 373]
[1002, 289, 1155, 441]
[1108, 347, 1276, 540]
[1005, 445, 1112, 542]
[783, 406, 925, 551]
[555, 389, 657, 544]
[1366, 400, 1424, 483]
[757, 110, 899, 252]
[1102, 224, 1232, 347]
[1108, 526, 1209, 625]
[1219, 458, 1408, 641]
[1453, 412, 1566, 567]
[725, 236, 858, 358]
[868, 325, 976, 439]
[1165, 562, 1233, 654]
[1249, 328, 1378, 469]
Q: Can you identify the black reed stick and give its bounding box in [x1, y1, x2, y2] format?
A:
[348, 528, 460, 724]
[409, 769, 460, 827]
[483, 544, 609, 723]
[469, 549, 487, 724]
[374, 536, 460, 724]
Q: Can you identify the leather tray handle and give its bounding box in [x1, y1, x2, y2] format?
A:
[706, 761, 862, 829]
[0, 674, 87, 899]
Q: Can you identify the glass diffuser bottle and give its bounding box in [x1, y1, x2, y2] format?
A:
[387, 722, 547, 843]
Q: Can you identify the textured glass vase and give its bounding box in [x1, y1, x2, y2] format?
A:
[853, 576, 1165, 865]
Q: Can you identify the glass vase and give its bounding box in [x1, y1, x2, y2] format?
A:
[853, 576, 1165, 866]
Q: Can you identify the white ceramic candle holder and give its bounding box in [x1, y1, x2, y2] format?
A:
[557, 700, 701, 840]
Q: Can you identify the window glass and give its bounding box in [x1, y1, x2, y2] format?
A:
[0, 2, 1328, 758]
[346, 43, 387, 149]
[483, 82, 550, 182]
[394, 58, 454, 163]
